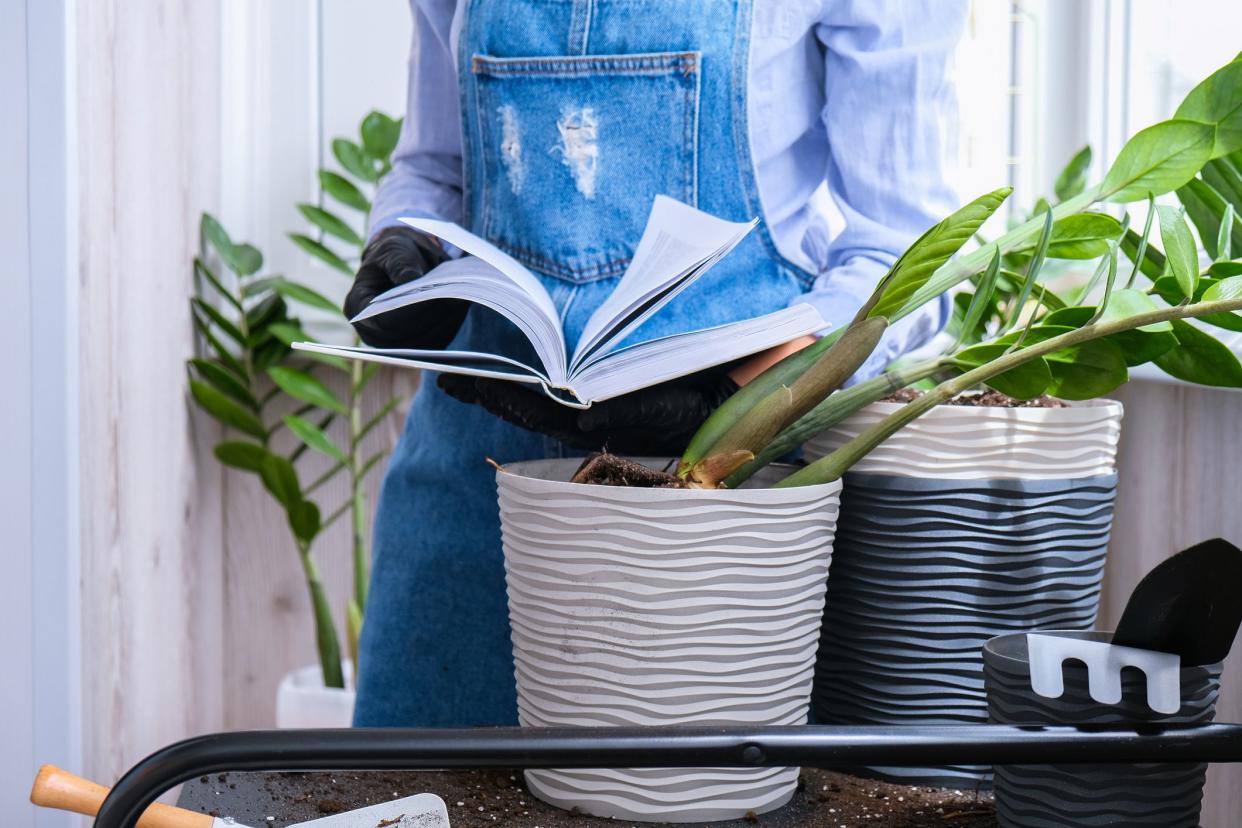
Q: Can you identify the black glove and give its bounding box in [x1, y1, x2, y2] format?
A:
[344, 225, 468, 349]
[438, 369, 740, 455]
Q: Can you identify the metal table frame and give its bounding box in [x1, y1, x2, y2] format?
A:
[93, 723, 1242, 827]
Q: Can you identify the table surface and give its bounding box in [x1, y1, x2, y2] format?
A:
[176, 767, 996, 828]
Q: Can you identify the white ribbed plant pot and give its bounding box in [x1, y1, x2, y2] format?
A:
[275, 661, 355, 728]
[805, 398, 1123, 479]
[497, 458, 841, 823]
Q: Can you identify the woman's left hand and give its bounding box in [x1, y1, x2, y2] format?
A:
[437, 369, 739, 455]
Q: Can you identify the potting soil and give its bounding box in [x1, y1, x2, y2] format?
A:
[177, 768, 995, 827]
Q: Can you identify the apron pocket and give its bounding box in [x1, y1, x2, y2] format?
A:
[472, 51, 700, 283]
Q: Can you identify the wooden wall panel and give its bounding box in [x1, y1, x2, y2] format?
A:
[77, 0, 226, 786]
[1106, 380, 1242, 828]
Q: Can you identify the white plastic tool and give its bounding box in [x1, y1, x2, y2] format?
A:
[31, 765, 450, 828]
[1027, 633, 1182, 715]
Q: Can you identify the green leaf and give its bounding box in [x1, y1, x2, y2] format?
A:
[1043, 337, 1130, 399]
[1102, 119, 1216, 202]
[1054, 145, 1093, 202]
[1203, 274, 1242, 302]
[1200, 275, 1242, 329]
[240, 275, 284, 299]
[271, 323, 347, 370]
[231, 243, 263, 277]
[1203, 157, 1242, 216]
[252, 338, 292, 373]
[1043, 306, 1179, 367]
[190, 358, 257, 409]
[289, 233, 354, 276]
[200, 213, 263, 276]
[268, 322, 310, 346]
[267, 366, 347, 413]
[1006, 325, 1129, 399]
[1154, 319, 1242, 387]
[953, 247, 1001, 349]
[288, 499, 321, 544]
[319, 170, 370, 212]
[193, 315, 246, 378]
[1149, 274, 1240, 332]
[360, 111, 401, 160]
[283, 414, 347, 463]
[1091, 240, 1121, 323]
[1098, 287, 1174, 332]
[1001, 209, 1053, 335]
[192, 298, 246, 346]
[1048, 213, 1122, 259]
[867, 187, 1012, 320]
[269, 278, 341, 314]
[1174, 58, 1242, 158]
[1176, 176, 1242, 260]
[1157, 205, 1200, 299]
[1218, 203, 1236, 261]
[245, 292, 288, 332]
[333, 138, 378, 183]
[213, 441, 269, 473]
[258, 453, 302, 510]
[1210, 261, 1242, 277]
[1120, 227, 1167, 279]
[298, 203, 364, 247]
[951, 343, 1052, 399]
[200, 213, 232, 261]
[194, 258, 243, 313]
[189, 380, 267, 438]
[1010, 212, 1122, 260]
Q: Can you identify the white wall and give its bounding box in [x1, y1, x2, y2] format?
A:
[3, 1, 81, 825]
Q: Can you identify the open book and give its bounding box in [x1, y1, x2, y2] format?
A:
[294, 196, 825, 408]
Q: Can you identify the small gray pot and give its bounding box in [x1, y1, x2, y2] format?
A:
[813, 472, 1118, 787]
[984, 631, 1221, 828]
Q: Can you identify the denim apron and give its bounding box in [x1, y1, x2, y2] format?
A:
[353, 0, 814, 727]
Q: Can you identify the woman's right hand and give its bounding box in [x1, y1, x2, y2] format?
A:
[344, 225, 469, 349]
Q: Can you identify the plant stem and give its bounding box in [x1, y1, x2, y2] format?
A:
[779, 293, 1242, 487]
[298, 540, 345, 688]
[724, 358, 948, 487]
[349, 354, 368, 612]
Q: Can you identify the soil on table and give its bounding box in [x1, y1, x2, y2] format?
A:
[882, 388, 1068, 408]
[177, 768, 995, 828]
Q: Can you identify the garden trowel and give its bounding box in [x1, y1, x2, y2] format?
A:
[31, 764, 449, 828]
[1112, 537, 1242, 666]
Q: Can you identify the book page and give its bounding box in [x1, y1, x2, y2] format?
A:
[401, 217, 559, 325]
[293, 343, 552, 386]
[353, 255, 568, 382]
[571, 196, 756, 371]
[572, 303, 827, 404]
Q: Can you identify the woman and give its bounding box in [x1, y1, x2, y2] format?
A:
[348, 0, 966, 726]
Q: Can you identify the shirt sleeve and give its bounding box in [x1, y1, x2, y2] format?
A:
[369, 0, 464, 239]
[799, 0, 967, 381]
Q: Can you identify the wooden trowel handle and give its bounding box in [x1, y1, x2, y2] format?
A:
[31, 765, 214, 828]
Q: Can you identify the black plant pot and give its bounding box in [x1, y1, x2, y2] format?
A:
[984, 630, 1221, 827]
[812, 472, 1118, 787]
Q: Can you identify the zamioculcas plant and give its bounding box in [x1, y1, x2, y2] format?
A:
[187, 110, 404, 688]
[674, 54, 1242, 491]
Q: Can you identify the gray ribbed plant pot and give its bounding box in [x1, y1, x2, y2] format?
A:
[812, 472, 1119, 787]
[984, 631, 1221, 827]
